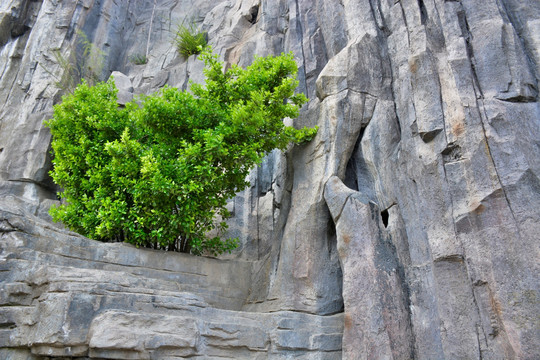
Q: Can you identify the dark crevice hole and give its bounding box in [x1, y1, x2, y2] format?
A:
[381, 209, 389, 228]
[343, 128, 365, 191]
[326, 215, 344, 314]
[11, 24, 30, 38]
[248, 5, 259, 24]
[327, 217, 337, 255]
[344, 155, 359, 191]
[418, 0, 427, 25]
[442, 142, 462, 163]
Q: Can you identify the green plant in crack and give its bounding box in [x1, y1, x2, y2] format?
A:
[42, 30, 105, 93]
[174, 20, 207, 58]
[129, 53, 148, 65]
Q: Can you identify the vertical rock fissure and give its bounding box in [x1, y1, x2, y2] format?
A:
[498, 0, 540, 82]
[326, 215, 336, 256]
[146, 0, 157, 59]
[417, 0, 428, 25]
[402, 253, 419, 359]
[375, 206, 415, 359]
[3, 59, 22, 107]
[368, 0, 386, 32]
[368, 0, 402, 142]
[398, 1, 411, 48]
[476, 101, 522, 238]
[268, 149, 296, 279]
[457, 9, 484, 98]
[256, 190, 261, 260]
[66, 3, 84, 41]
[438, 74, 461, 248]
[458, 5, 524, 232]
[343, 129, 363, 192]
[293, 0, 309, 99]
[470, 284, 490, 360]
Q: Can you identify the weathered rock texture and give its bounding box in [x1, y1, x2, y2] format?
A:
[0, 208, 343, 359]
[1, 0, 539, 358]
[325, 176, 414, 359]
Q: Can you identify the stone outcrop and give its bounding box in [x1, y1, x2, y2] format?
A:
[325, 176, 414, 359]
[0, 208, 342, 359]
[1, 0, 539, 358]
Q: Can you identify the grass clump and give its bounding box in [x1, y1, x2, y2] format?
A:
[129, 53, 148, 65]
[42, 31, 104, 93]
[174, 21, 207, 58]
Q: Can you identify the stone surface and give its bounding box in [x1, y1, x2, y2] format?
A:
[0, 208, 343, 359]
[110, 71, 134, 105]
[0, 0, 539, 358]
[325, 176, 414, 359]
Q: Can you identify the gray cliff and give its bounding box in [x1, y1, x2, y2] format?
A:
[0, 0, 539, 358]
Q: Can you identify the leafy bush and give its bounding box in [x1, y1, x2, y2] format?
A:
[46, 49, 317, 255]
[174, 21, 207, 58]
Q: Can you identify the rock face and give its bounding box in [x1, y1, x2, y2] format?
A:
[0, 0, 539, 359]
[325, 176, 414, 359]
[0, 208, 343, 359]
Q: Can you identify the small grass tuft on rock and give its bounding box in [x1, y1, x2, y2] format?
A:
[174, 21, 207, 58]
[129, 53, 148, 65]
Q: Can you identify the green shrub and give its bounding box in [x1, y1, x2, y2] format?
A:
[46, 48, 317, 256]
[174, 21, 207, 58]
[129, 53, 148, 65]
[45, 31, 104, 92]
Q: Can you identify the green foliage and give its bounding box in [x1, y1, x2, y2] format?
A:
[76, 31, 105, 84]
[129, 53, 148, 65]
[46, 48, 316, 256]
[174, 21, 207, 58]
[43, 31, 105, 92]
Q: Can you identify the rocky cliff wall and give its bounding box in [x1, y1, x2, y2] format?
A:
[0, 0, 539, 358]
